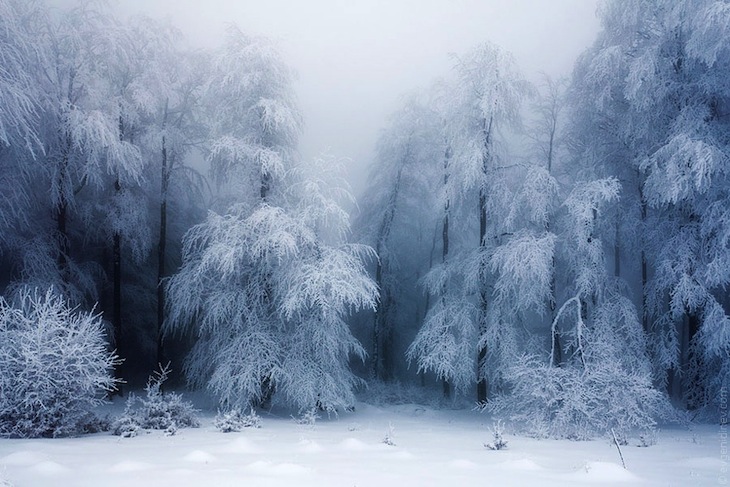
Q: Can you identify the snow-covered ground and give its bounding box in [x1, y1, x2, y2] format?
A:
[0, 400, 725, 486]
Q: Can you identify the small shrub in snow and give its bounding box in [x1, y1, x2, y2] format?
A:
[111, 405, 141, 438]
[214, 409, 261, 432]
[382, 422, 396, 446]
[77, 413, 112, 434]
[484, 420, 508, 450]
[637, 429, 658, 447]
[0, 288, 119, 438]
[294, 407, 320, 426]
[613, 430, 629, 446]
[111, 364, 199, 436]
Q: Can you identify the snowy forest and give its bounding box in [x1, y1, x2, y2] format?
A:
[0, 0, 729, 454]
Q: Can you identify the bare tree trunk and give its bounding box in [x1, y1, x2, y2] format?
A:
[372, 258, 382, 379]
[442, 200, 451, 399]
[639, 184, 649, 333]
[423, 225, 439, 317]
[55, 134, 73, 290]
[685, 307, 702, 409]
[542, 75, 562, 367]
[113, 176, 122, 359]
[614, 212, 621, 278]
[260, 173, 270, 200]
[56, 200, 68, 284]
[477, 191, 488, 403]
[442, 146, 451, 399]
[548, 203, 560, 367]
[372, 163, 404, 380]
[477, 115, 493, 404]
[549, 259, 560, 366]
[113, 113, 126, 387]
[157, 132, 168, 367]
[546, 114, 560, 366]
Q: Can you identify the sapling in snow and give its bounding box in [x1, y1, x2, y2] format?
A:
[484, 419, 508, 450]
[382, 422, 396, 446]
[214, 409, 262, 432]
[111, 363, 199, 436]
[294, 407, 321, 427]
[637, 429, 658, 448]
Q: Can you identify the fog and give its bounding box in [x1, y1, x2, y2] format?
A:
[4, 0, 728, 456]
[101, 0, 600, 193]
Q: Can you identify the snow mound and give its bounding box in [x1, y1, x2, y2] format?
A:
[392, 450, 416, 460]
[245, 460, 312, 476]
[448, 459, 478, 469]
[298, 439, 324, 453]
[109, 460, 153, 473]
[223, 437, 258, 453]
[0, 451, 44, 466]
[183, 450, 216, 463]
[570, 461, 639, 483]
[340, 438, 371, 451]
[681, 457, 726, 469]
[498, 458, 543, 471]
[32, 460, 69, 475]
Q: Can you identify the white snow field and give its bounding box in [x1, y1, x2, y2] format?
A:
[0, 401, 725, 486]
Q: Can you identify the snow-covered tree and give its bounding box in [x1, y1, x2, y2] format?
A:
[0, 0, 42, 269]
[570, 0, 730, 412]
[100, 16, 208, 369]
[1, 4, 143, 309]
[405, 79, 474, 398]
[205, 26, 301, 207]
[149, 41, 209, 367]
[163, 21, 373, 413]
[0, 2, 215, 386]
[489, 178, 667, 439]
[166, 155, 376, 412]
[408, 43, 530, 401]
[78, 13, 157, 359]
[276, 155, 378, 410]
[357, 92, 444, 381]
[407, 257, 478, 395]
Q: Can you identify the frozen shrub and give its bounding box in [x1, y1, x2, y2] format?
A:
[637, 429, 658, 447]
[487, 353, 668, 440]
[382, 422, 396, 446]
[111, 364, 199, 435]
[488, 292, 672, 440]
[484, 419, 508, 450]
[0, 288, 119, 438]
[112, 417, 140, 437]
[77, 412, 112, 434]
[214, 409, 261, 432]
[111, 398, 142, 437]
[294, 407, 320, 426]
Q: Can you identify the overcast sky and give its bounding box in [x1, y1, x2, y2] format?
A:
[98, 0, 601, 193]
